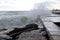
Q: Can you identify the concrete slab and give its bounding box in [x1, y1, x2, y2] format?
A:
[41, 17, 60, 22]
[43, 22, 60, 35]
[41, 17, 52, 22]
[47, 17, 60, 22]
[43, 22, 60, 40]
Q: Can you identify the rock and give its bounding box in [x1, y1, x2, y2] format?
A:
[0, 34, 12, 40]
[18, 29, 46, 40]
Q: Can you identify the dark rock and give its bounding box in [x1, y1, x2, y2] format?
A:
[7, 24, 39, 40]
[0, 34, 12, 40]
[0, 29, 7, 32]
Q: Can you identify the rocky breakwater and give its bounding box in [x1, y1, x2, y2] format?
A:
[0, 23, 49, 40]
[18, 29, 46, 40]
[17, 23, 47, 40]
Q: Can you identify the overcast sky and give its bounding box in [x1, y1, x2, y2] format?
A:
[0, 0, 60, 11]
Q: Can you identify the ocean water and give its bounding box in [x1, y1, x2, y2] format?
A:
[0, 10, 52, 29]
[0, 15, 37, 29]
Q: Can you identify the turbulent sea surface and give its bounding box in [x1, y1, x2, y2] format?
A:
[0, 11, 38, 29]
[0, 10, 52, 29]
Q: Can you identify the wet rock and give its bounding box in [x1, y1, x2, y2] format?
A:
[0, 34, 12, 40]
[7, 24, 39, 38]
[0, 29, 7, 32]
[18, 29, 46, 40]
[6, 24, 39, 40]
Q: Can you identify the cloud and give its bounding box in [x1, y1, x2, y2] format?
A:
[0, 0, 60, 11]
[47, 0, 60, 9]
[0, 0, 47, 11]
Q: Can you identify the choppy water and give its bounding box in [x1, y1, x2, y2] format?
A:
[0, 15, 38, 29]
[0, 10, 52, 29]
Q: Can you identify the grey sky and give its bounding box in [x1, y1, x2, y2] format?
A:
[0, 0, 60, 11]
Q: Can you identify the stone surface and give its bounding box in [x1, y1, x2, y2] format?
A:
[18, 29, 46, 40]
